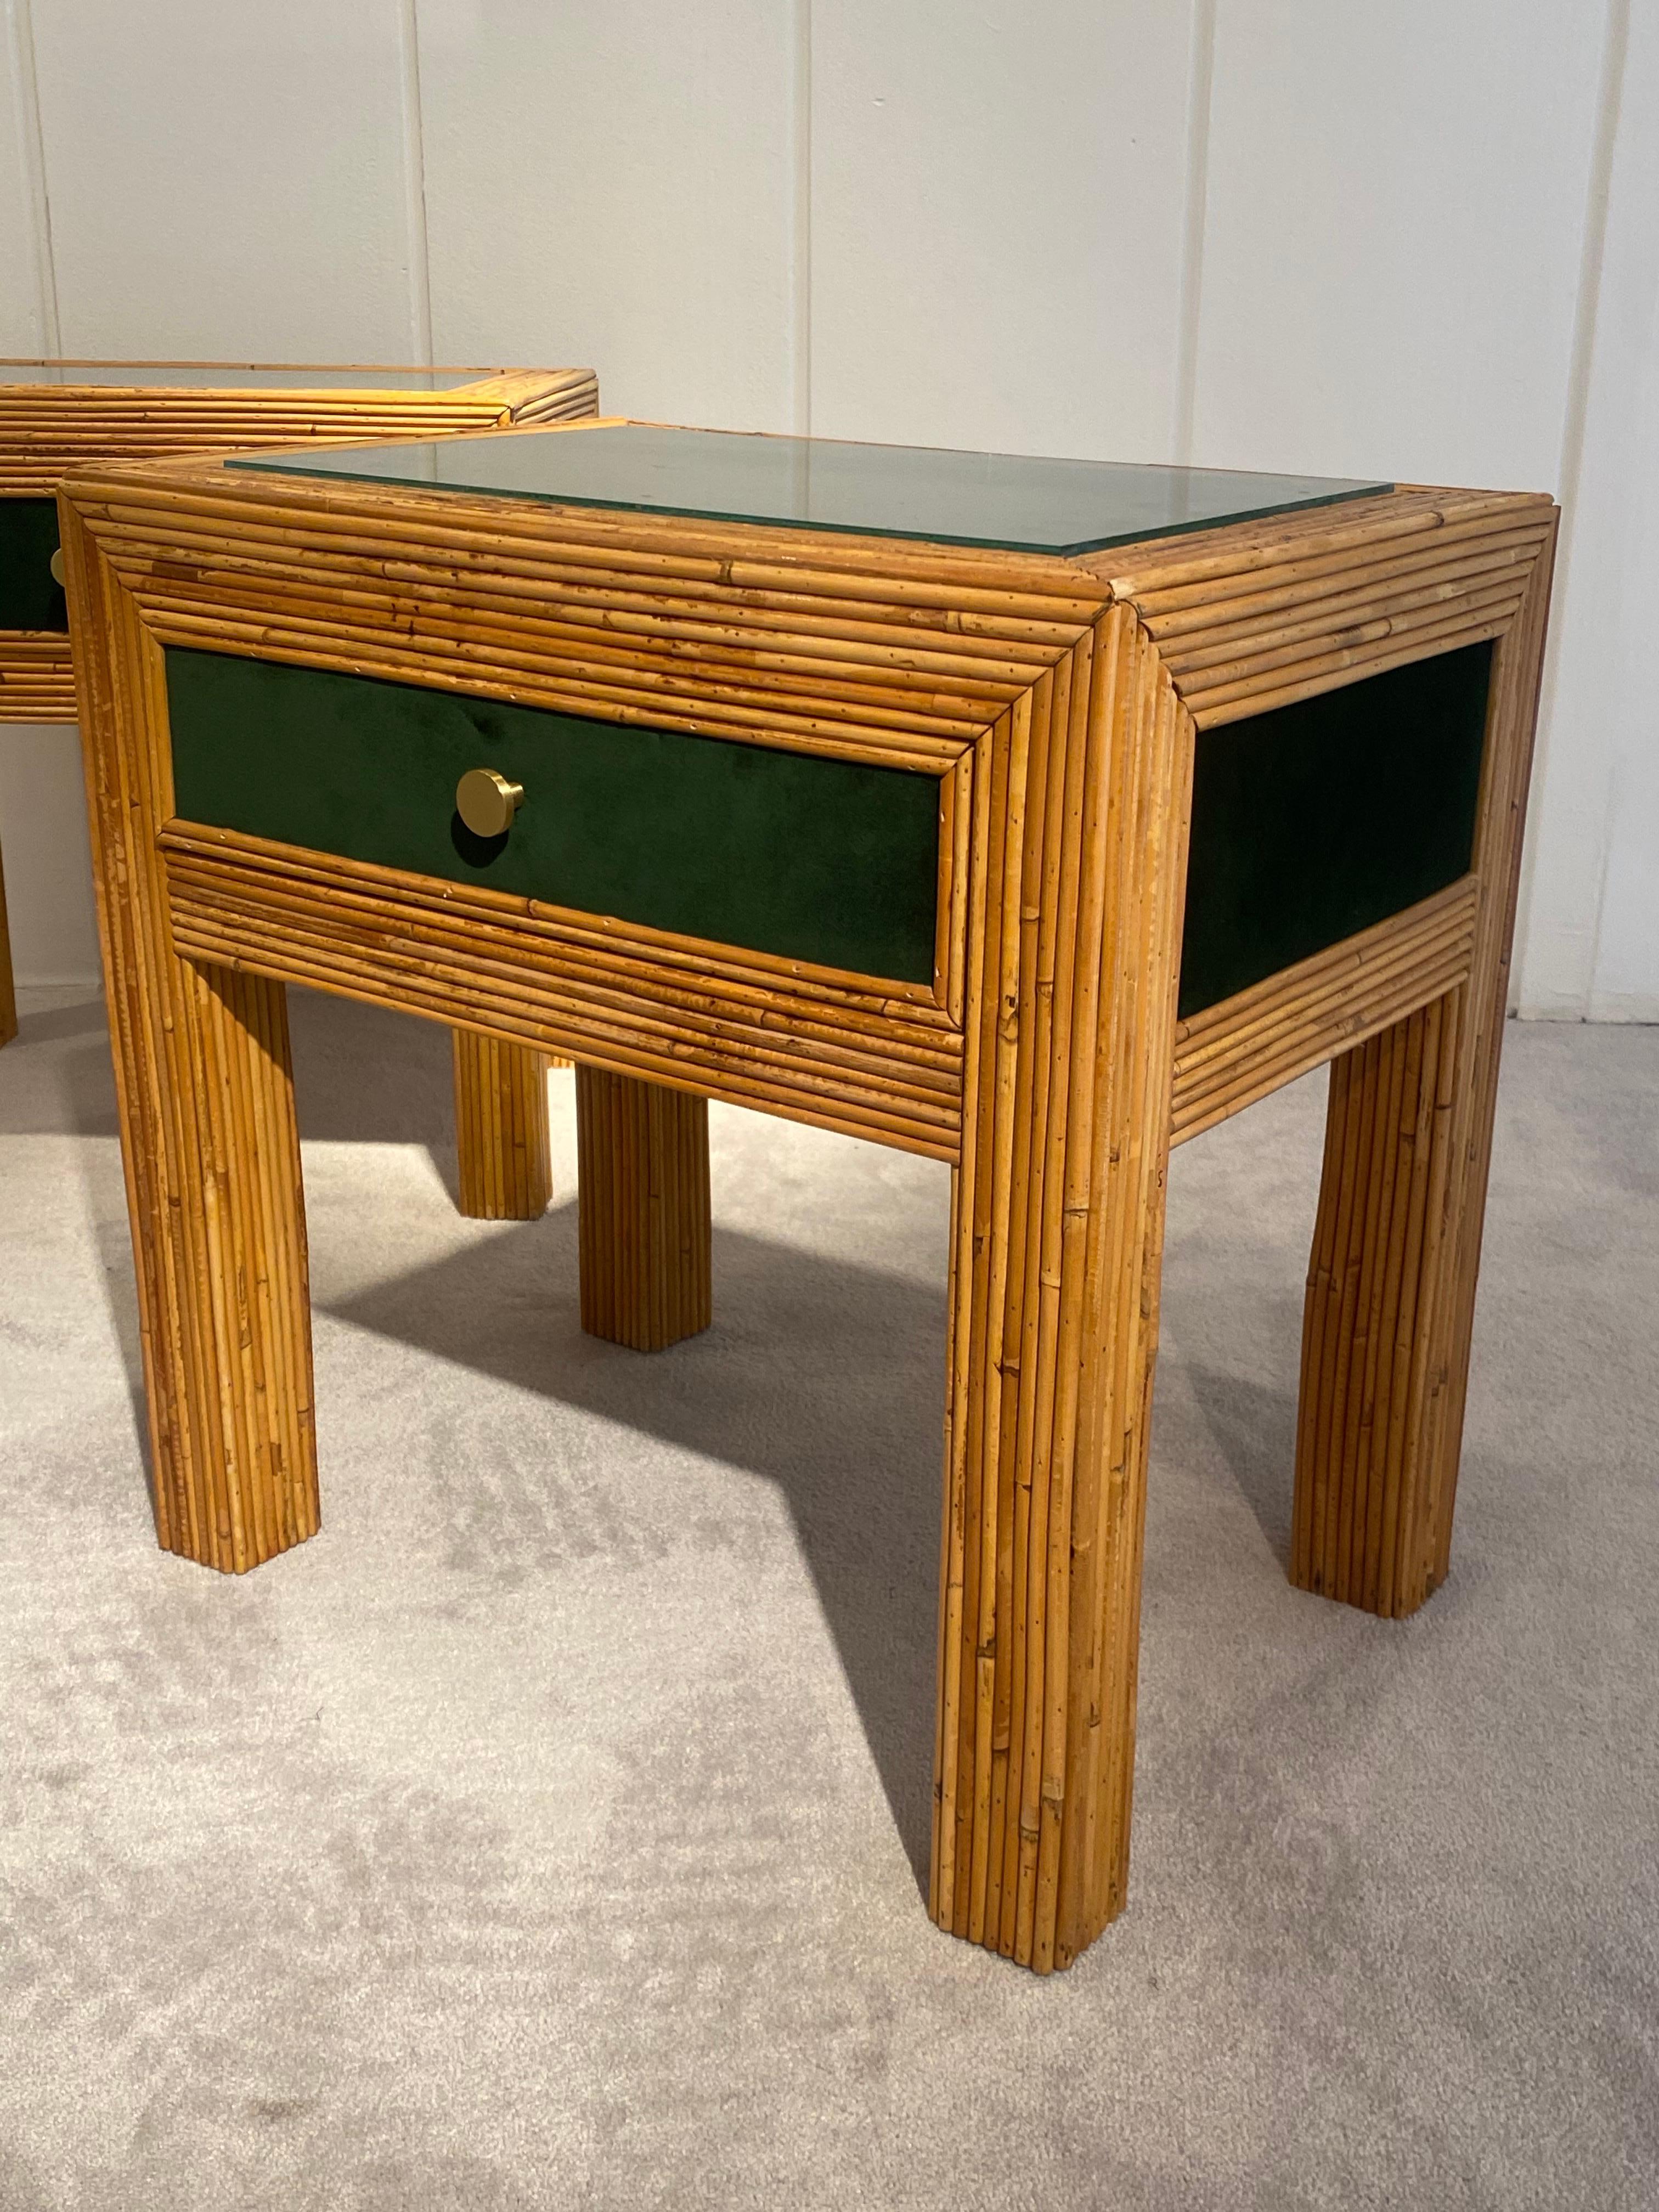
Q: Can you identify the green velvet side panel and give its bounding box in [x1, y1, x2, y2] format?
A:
[1178, 640, 1494, 1020]
[165, 647, 942, 985]
[0, 500, 67, 632]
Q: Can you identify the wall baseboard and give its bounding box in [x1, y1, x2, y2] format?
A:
[1515, 1000, 1659, 1024]
[1587, 993, 1659, 1025]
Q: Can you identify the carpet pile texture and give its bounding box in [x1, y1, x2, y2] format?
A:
[1, 987, 1654, 2209]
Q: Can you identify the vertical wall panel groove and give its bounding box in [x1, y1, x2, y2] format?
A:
[793, 0, 813, 437]
[4, 0, 60, 351]
[1174, 0, 1217, 466]
[1513, 0, 1637, 1015]
[397, 0, 435, 368]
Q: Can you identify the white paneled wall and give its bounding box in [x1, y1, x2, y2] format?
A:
[419, 2, 800, 429]
[2, 0, 52, 352]
[1516, 0, 1659, 1019]
[27, 2, 422, 360]
[1192, 3, 1605, 489]
[0, 726, 98, 983]
[1, 0, 1653, 1016]
[809, 3, 1198, 459]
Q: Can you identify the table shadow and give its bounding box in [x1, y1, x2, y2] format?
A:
[325, 1207, 947, 1899]
[0, 994, 120, 1139]
[1181, 1357, 1300, 1572]
[0, 983, 461, 1160]
[18, 984, 945, 1889]
[288, 985, 465, 1204]
[0, 995, 153, 1461]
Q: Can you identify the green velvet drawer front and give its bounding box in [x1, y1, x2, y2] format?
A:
[165, 648, 941, 985]
[0, 500, 67, 632]
[1177, 640, 1494, 1019]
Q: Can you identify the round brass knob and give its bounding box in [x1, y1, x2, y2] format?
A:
[455, 767, 524, 838]
[49, 548, 65, 587]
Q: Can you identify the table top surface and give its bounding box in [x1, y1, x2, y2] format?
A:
[0, 360, 505, 391]
[230, 422, 1391, 557]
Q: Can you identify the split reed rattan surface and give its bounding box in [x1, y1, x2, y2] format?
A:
[0, 360, 595, 1198]
[57, 422, 1556, 1973]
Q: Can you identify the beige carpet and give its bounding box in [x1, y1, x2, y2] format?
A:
[2, 985, 1655, 2210]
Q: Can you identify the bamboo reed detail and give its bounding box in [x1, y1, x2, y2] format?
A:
[0, 634, 76, 721]
[162, 820, 950, 1021]
[1, 362, 599, 1186]
[1089, 487, 1553, 727]
[1293, 995, 1460, 1612]
[58, 499, 318, 1568]
[0, 366, 597, 496]
[58, 433, 1560, 1968]
[1169, 878, 1479, 1146]
[1290, 519, 1558, 1617]
[452, 1029, 553, 1220]
[160, 829, 965, 1161]
[1, 362, 600, 733]
[932, 605, 1193, 1971]
[576, 1064, 711, 1351]
[1421, 531, 1559, 1589]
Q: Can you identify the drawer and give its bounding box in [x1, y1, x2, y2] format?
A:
[165, 647, 943, 986]
[0, 500, 67, 632]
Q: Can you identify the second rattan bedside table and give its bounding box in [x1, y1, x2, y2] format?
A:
[1, 358, 596, 1221]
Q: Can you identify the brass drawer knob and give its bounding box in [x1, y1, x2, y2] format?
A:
[49, 548, 65, 586]
[455, 767, 524, 838]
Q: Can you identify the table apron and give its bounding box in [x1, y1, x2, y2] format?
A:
[160, 837, 967, 1163]
[0, 633, 76, 720]
[1170, 876, 1481, 1146]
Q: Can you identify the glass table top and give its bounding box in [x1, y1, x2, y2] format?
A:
[232, 424, 1391, 557]
[0, 361, 498, 390]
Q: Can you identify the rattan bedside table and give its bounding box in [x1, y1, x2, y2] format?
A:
[58, 422, 1556, 1971]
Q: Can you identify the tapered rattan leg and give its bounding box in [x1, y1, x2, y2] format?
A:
[452, 1029, 553, 1220]
[576, 1064, 710, 1351]
[932, 611, 1192, 1972]
[123, 957, 317, 1571]
[0, 836, 18, 1047]
[67, 510, 318, 1571]
[1293, 996, 1465, 1615]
